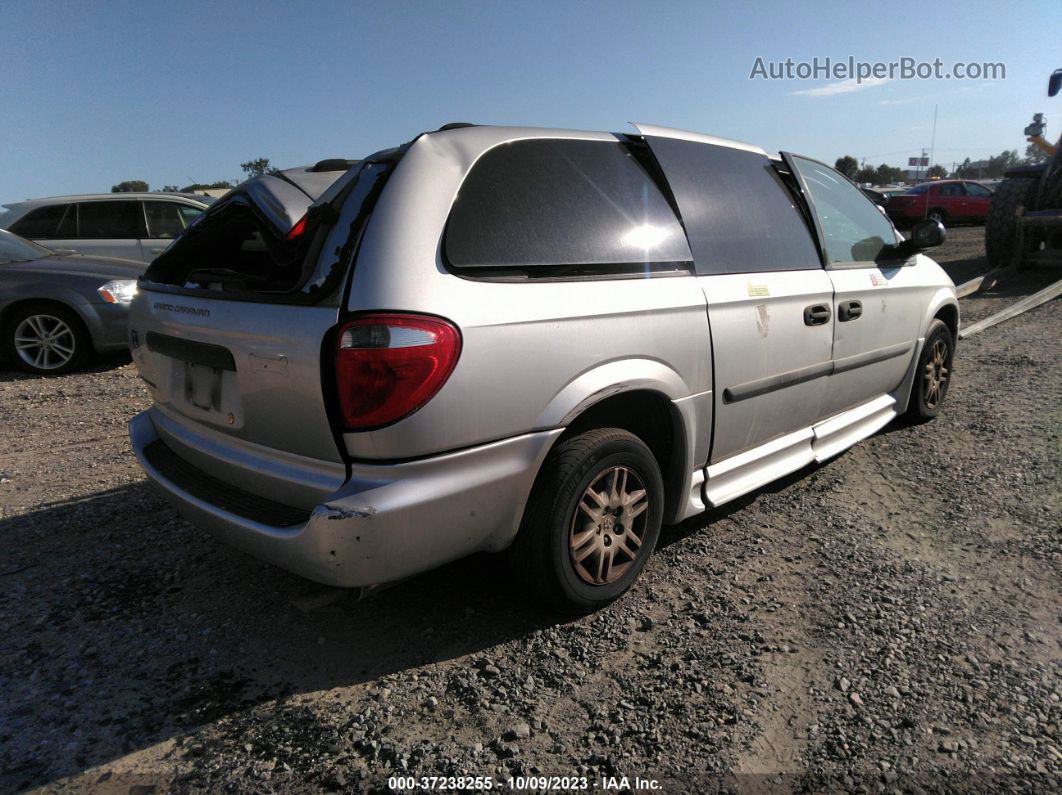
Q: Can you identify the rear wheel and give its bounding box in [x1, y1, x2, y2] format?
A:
[927, 208, 947, 226]
[904, 320, 955, 423]
[510, 428, 664, 613]
[4, 303, 90, 375]
[985, 176, 1038, 268]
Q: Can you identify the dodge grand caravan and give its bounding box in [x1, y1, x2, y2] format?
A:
[128, 124, 958, 612]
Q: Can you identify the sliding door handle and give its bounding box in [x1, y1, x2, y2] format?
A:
[838, 300, 863, 322]
[803, 304, 831, 326]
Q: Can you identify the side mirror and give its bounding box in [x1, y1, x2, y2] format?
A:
[1049, 68, 1062, 98]
[909, 218, 946, 250]
[882, 219, 945, 261]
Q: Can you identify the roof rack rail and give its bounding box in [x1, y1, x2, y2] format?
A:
[436, 122, 478, 131]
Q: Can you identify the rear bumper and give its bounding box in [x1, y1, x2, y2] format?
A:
[130, 410, 560, 588]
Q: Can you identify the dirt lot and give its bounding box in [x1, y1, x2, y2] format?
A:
[1, 227, 1059, 792]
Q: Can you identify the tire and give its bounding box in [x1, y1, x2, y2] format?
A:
[927, 208, 947, 226]
[509, 428, 664, 613]
[4, 303, 91, 375]
[904, 320, 955, 423]
[985, 177, 1038, 268]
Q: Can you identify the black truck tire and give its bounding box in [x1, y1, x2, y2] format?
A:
[984, 176, 1038, 268]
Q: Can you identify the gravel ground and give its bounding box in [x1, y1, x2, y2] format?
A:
[1, 228, 1059, 792]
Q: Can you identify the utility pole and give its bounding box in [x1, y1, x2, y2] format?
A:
[929, 104, 939, 176]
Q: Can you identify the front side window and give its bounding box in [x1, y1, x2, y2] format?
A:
[77, 201, 141, 239]
[965, 182, 992, 197]
[787, 155, 897, 265]
[9, 204, 74, 239]
[445, 139, 691, 271]
[144, 201, 188, 238]
[177, 204, 204, 226]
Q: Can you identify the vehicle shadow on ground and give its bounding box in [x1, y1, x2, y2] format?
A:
[0, 351, 131, 382]
[939, 255, 989, 286]
[0, 448, 844, 788]
[0, 481, 575, 787]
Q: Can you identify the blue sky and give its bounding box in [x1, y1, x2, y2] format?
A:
[1, 0, 1058, 200]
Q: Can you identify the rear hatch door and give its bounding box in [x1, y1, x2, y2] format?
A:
[131, 159, 392, 464]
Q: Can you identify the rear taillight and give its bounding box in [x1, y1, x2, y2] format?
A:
[284, 213, 308, 241]
[334, 314, 461, 431]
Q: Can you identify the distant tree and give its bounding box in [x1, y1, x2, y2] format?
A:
[240, 157, 279, 178]
[161, 185, 180, 192]
[954, 157, 974, 178]
[834, 156, 859, 179]
[1024, 143, 1048, 165]
[874, 163, 905, 184]
[926, 164, 947, 179]
[855, 166, 878, 184]
[111, 180, 149, 193]
[985, 149, 1020, 178]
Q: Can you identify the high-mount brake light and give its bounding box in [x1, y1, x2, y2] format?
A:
[333, 314, 461, 430]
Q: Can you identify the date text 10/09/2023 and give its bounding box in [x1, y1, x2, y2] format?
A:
[387, 775, 662, 791]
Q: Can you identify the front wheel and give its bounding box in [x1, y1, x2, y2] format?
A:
[4, 304, 90, 374]
[510, 428, 664, 613]
[904, 320, 955, 423]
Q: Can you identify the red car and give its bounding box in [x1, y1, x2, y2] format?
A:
[886, 179, 994, 226]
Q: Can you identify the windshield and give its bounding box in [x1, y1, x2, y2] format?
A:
[0, 230, 52, 264]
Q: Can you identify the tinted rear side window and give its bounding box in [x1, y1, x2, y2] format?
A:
[9, 204, 74, 239]
[445, 139, 691, 270]
[642, 138, 821, 275]
[77, 201, 141, 239]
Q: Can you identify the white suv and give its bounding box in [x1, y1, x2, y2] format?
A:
[0, 193, 211, 263]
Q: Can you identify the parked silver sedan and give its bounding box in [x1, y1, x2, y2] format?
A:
[0, 229, 141, 373]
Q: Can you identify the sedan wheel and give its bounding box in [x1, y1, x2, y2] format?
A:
[5, 305, 89, 374]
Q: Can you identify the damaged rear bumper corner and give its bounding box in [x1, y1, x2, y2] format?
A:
[129, 410, 560, 588]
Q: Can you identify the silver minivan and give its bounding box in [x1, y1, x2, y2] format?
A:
[128, 125, 958, 612]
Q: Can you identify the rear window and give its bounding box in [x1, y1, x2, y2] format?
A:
[445, 139, 691, 273]
[77, 201, 142, 239]
[642, 137, 822, 275]
[143, 160, 395, 303]
[905, 184, 929, 195]
[9, 204, 74, 239]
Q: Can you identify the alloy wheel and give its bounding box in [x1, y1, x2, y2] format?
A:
[569, 465, 650, 585]
[14, 314, 77, 371]
[923, 338, 949, 409]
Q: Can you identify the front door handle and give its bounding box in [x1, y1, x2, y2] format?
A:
[838, 300, 863, 322]
[803, 304, 831, 326]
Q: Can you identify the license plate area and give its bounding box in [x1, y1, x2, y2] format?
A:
[142, 333, 243, 428]
[184, 362, 223, 411]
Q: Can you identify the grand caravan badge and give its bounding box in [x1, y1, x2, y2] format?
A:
[152, 301, 210, 318]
